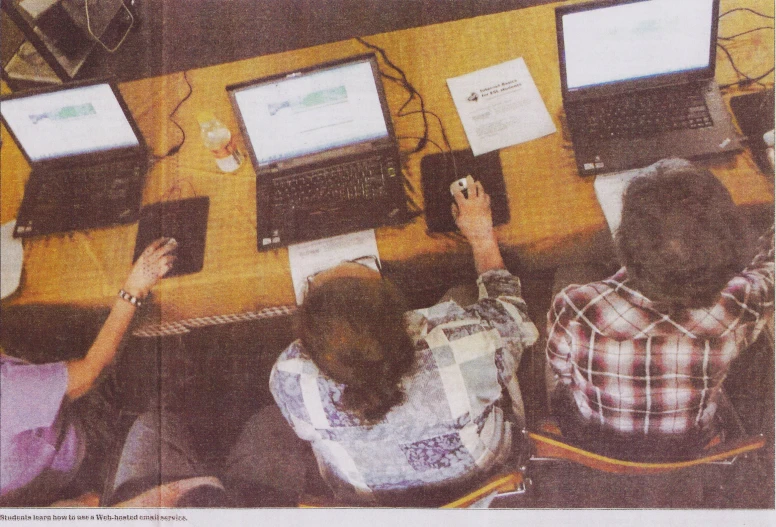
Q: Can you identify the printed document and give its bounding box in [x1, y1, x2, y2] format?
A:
[447, 57, 556, 156]
[288, 229, 380, 305]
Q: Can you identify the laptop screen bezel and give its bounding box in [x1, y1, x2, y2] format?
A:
[556, 0, 720, 103]
[0, 78, 148, 169]
[226, 53, 398, 176]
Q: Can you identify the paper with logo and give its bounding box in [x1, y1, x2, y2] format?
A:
[447, 57, 556, 156]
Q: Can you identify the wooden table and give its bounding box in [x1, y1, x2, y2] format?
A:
[1, 0, 773, 334]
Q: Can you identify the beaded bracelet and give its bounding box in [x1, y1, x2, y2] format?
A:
[118, 289, 143, 307]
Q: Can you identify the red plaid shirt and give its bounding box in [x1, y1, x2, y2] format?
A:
[547, 227, 774, 437]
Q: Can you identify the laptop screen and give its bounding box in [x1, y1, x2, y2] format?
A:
[0, 83, 140, 162]
[562, 0, 715, 91]
[231, 58, 390, 166]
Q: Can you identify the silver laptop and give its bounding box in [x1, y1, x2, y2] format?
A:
[556, 0, 741, 176]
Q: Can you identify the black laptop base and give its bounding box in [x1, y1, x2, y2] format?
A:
[566, 81, 741, 177]
[13, 162, 146, 238]
[257, 181, 409, 250]
[256, 153, 409, 251]
[266, 199, 404, 248]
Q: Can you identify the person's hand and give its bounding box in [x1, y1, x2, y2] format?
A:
[451, 175, 495, 244]
[122, 238, 177, 299]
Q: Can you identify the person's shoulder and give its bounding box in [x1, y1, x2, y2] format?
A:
[1, 354, 27, 366]
[554, 278, 618, 305]
[408, 301, 468, 329]
[722, 269, 772, 306]
[0, 357, 70, 434]
[275, 340, 309, 363]
[1, 355, 66, 380]
[550, 270, 632, 319]
[477, 268, 521, 289]
[270, 341, 315, 396]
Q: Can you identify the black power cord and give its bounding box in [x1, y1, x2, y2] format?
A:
[152, 70, 193, 160]
[718, 26, 774, 40]
[717, 8, 775, 90]
[719, 7, 774, 20]
[355, 36, 465, 219]
[355, 37, 460, 179]
[717, 42, 774, 90]
[355, 37, 430, 155]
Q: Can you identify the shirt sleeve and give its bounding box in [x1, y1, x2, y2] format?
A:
[734, 224, 774, 324]
[0, 358, 69, 439]
[268, 344, 319, 442]
[545, 290, 575, 388]
[467, 269, 539, 353]
[744, 224, 774, 281]
[269, 358, 298, 433]
[465, 269, 539, 426]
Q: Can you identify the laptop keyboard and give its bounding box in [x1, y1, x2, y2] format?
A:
[76, 163, 143, 202]
[16, 161, 144, 236]
[35, 163, 142, 207]
[271, 158, 389, 208]
[580, 86, 713, 140]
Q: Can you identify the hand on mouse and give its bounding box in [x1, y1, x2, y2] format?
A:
[451, 175, 495, 244]
[122, 237, 178, 299]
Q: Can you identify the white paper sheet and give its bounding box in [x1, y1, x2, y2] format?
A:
[287, 229, 380, 305]
[1, 220, 23, 300]
[593, 158, 694, 236]
[593, 170, 645, 236]
[447, 57, 556, 156]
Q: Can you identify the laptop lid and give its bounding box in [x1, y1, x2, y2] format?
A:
[227, 53, 397, 175]
[557, 0, 719, 103]
[0, 79, 146, 170]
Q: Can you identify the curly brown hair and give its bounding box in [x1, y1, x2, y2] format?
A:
[616, 165, 748, 309]
[297, 276, 415, 422]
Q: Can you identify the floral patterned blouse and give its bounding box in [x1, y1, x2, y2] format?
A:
[270, 269, 538, 504]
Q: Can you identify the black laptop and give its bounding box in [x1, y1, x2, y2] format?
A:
[556, 0, 742, 176]
[0, 79, 148, 237]
[227, 54, 408, 250]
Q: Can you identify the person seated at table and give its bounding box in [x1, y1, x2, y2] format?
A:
[269, 176, 539, 506]
[546, 161, 774, 461]
[0, 238, 178, 506]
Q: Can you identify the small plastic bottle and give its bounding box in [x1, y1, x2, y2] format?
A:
[197, 111, 244, 173]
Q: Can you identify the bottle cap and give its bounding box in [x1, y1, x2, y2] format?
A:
[196, 111, 217, 124]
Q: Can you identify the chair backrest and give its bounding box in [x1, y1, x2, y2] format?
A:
[298, 471, 529, 508]
[440, 472, 527, 508]
[528, 427, 766, 476]
[529, 384, 768, 476]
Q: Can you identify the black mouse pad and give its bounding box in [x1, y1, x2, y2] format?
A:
[420, 150, 510, 233]
[730, 90, 774, 174]
[133, 197, 209, 278]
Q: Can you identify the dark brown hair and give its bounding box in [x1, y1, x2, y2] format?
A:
[297, 276, 415, 421]
[616, 166, 748, 310]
